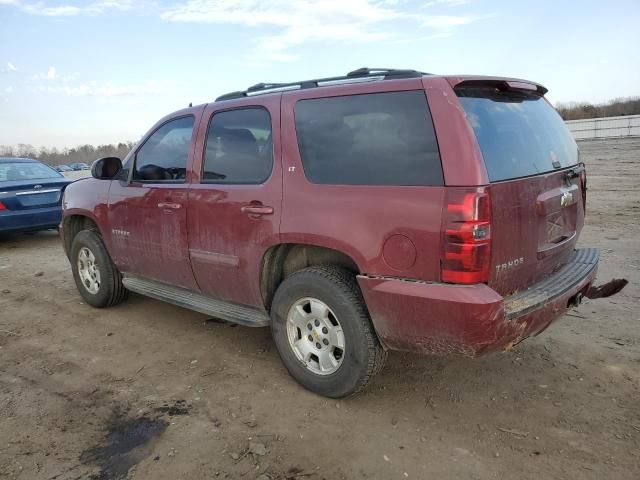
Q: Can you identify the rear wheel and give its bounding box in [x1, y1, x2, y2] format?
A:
[70, 229, 128, 308]
[271, 265, 386, 398]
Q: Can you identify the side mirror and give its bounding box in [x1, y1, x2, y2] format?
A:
[91, 157, 122, 180]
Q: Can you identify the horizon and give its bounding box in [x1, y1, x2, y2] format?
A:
[1, 0, 639, 149]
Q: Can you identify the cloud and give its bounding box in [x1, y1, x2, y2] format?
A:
[33, 66, 58, 80]
[419, 14, 475, 28]
[4, 0, 134, 16]
[161, 0, 483, 62]
[31, 69, 158, 98]
[3, 1, 486, 62]
[1, 61, 18, 73]
[36, 80, 161, 97]
[61, 72, 80, 83]
[424, 0, 471, 6]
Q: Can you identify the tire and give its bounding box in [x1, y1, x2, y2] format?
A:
[270, 265, 387, 398]
[70, 229, 128, 308]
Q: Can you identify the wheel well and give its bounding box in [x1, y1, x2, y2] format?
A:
[63, 215, 100, 255]
[260, 244, 359, 311]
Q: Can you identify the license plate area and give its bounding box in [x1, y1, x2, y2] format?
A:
[16, 189, 61, 207]
[536, 184, 579, 259]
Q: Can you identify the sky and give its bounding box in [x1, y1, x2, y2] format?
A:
[0, 0, 639, 149]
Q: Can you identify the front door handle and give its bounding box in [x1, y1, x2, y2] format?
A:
[241, 205, 274, 215]
[158, 202, 182, 210]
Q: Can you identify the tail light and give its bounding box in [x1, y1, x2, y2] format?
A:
[578, 161, 587, 211]
[0, 201, 6, 211]
[441, 187, 491, 284]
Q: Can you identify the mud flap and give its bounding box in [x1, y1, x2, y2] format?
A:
[585, 279, 628, 299]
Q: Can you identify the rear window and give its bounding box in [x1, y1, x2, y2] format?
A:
[0, 162, 62, 182]
[294, 91, 443, 186]
[457, 88, 578, 182]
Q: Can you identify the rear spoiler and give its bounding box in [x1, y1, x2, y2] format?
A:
[447, 77, 548, 96]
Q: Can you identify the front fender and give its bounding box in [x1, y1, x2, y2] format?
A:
[61, 178, 112, 251]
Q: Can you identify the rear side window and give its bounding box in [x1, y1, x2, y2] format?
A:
[203, 108, 273, 184]
[294, 91, 443, 186]
[134, 116, 194, 182]
[457, 88, 578, 182]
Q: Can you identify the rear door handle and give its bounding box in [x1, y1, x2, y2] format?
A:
[241, 205, 274, 215]
[157, 202, 182, 210]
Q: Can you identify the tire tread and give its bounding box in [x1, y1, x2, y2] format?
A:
[273, 265, 387, 397]
[71, 229, 128, 308]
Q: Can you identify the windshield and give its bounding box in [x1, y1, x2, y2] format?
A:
[457, 88, 578, 182]
[0, 162, 63, 182]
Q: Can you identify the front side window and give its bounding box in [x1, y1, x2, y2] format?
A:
[294, 91, 443, 186]
[133, 116, 194, 182]
[203, 108, 273, 184]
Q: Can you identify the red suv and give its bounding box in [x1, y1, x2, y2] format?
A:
[61, 68, 615, 398]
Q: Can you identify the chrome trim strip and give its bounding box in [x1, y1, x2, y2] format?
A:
[246, 85, 301, 96]
[189, 249, 239, 268]
[317, 76, 384, 86]
[15, 189, 60, 196]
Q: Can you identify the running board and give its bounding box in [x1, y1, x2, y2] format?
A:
[122, 275, 270, 327]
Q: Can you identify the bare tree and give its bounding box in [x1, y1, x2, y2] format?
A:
[556, 96, 640, 120]
[1, 141, 136, 166]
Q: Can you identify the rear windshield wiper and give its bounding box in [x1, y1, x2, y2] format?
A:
[564, 164, 585, 180]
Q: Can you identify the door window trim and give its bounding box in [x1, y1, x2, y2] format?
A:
[199, 106, 274, 185]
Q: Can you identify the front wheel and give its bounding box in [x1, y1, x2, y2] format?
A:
[270, 266, 386, 398]
[70, 229, 128, 308]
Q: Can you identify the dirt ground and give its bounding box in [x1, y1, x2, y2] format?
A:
[1, 138, 639, 480]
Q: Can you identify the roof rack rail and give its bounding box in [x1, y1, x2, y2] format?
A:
[215, 68, 428, 101]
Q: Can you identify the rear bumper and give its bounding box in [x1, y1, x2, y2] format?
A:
[357, 248, 599, 356]
[0, 207, 62, 233]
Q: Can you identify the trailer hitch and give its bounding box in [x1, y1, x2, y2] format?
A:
[585, 278, 628, 299]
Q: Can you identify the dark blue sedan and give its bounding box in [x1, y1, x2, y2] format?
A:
[0, 157, 73, 234]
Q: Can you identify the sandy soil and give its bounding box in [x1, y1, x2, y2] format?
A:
[1, 138, 638, 480]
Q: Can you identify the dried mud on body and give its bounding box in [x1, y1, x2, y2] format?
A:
[1, 138, 639, 479]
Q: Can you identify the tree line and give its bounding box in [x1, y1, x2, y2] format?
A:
[556, 96, 640, 121]
[0, 142, 136, 166]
